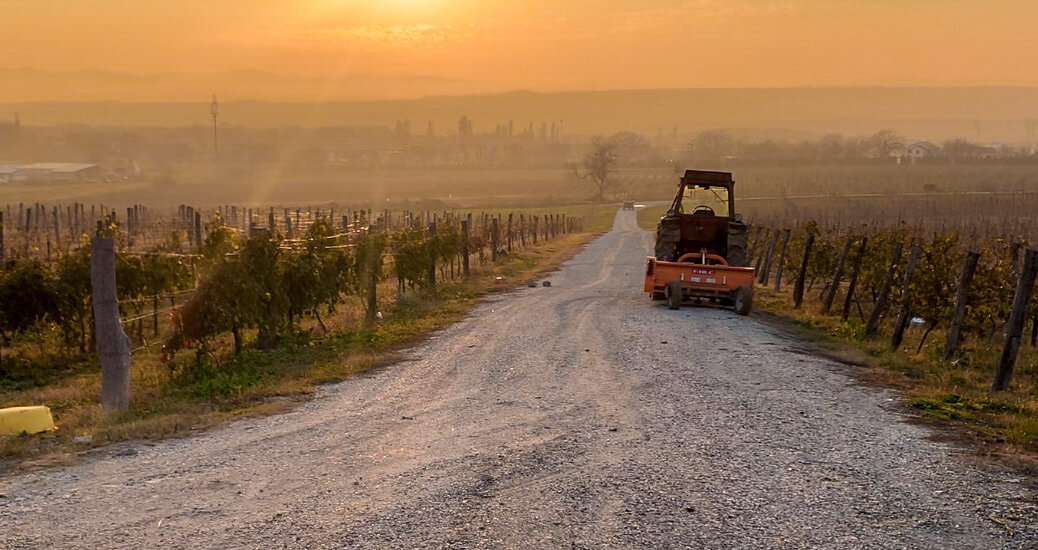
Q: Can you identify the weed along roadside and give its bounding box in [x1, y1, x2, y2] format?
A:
[638, 204, 1038, 461]
[0, 204, 617, 467]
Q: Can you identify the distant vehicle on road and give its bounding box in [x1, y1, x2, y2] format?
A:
[622, 200, 635, 210]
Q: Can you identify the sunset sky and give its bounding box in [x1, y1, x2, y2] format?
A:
[2, 0, 1037, 100]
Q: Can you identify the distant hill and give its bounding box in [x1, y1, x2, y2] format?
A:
[2, 83, 1037, 142]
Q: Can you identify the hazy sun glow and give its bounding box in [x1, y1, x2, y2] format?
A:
[0, 0, 1036, 101]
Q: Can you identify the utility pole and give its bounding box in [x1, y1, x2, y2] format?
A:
[210, 94, 219, 160]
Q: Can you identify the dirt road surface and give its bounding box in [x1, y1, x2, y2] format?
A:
[2, 210, 1037, 549]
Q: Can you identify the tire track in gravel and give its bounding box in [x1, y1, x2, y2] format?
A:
[2, 209, 1037, 549]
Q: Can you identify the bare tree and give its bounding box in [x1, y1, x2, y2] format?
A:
[574, 136, 618, 201]
[868, 129, 905, 158]
[688, 130, 736, 164]
[608, 131, 652, 158]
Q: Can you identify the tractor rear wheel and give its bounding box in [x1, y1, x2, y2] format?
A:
[733, 285, 753, 316]
[665, 280, 682, 310]
[727, 244, 748, 267]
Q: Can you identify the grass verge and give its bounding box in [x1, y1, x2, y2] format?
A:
[750, 289, 1038, 474]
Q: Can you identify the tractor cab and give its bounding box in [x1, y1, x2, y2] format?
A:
[654, 170, 748, 267]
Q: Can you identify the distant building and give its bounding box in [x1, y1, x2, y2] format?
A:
[902, 141, 940, 161]
[0, 162, 101, 183]
[0, 164, 18, 183]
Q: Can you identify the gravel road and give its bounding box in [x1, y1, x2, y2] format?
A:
[3, 210, 1037, 549]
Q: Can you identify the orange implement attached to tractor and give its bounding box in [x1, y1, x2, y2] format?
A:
[644, 170, 755, 315]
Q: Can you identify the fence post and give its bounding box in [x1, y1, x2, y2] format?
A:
[759, 230, 780, 285]
[53, 206, 61, 249]
[461, 219, 470, 276]
[865, 242, 903, 337]
[507, 213, 513, 253]
[841, 236, 868, 321]
[427, 222, 437, 295]
[747, 226, 761, 266]
[0, 211, 4, 260]
[992, 248, 1038, 391]
[822, 237, 854, 315]
[754, 229, 770, 273]
[890, 245, 923, 350]
[773, 228, 791, 291]
[90, 232, 130, 412]
[491, 218, 500, 262]
[944, 250, 980, 360]
[793, 234, 814, 309]
[364, 230, 380, 326]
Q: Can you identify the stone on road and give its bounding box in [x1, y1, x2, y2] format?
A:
[2, 211, 1036, 549]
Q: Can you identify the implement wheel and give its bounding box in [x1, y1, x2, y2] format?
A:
[733, 285, 753, 316]
[665, 280, 683, 310]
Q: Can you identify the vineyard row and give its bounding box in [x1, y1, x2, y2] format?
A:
[0, 206, 585, 402]
[746, 220, 1037, 391]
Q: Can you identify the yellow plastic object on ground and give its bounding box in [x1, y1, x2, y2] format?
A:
[0, 406, 57, 435]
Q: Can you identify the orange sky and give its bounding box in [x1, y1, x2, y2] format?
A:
[2, 0, 1037, 99]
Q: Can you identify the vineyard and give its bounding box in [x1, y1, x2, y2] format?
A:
[0, 201, 590, 397]
[641, 201, 1038, 445]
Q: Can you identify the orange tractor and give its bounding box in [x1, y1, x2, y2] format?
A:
[644, 170, 755, 314]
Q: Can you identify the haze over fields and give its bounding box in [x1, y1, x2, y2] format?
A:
[2, 1, 1038, 206]
[3, 87, 1038, 141]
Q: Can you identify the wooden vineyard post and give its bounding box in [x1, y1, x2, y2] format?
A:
[759, 230, 780, 285]
[890, 245, 923, 350]
[944, 250, 980, 360]
[793, 234, 814, 309]
[992, 248, 1038, 391]
[0, 211, 4, 261]
[491, 218, 500, 262]
[90, 232, 130, 412]
[461, 220, 470, 276]
[364, 229, 380, 327]
[507, 213, 514, 253]
[822, 237, 854, 315]
[865, 242, 903, 337]
[754, 229, 769, 273]
[427, 222, 437, 295]
[532, 216, 538, 244]
[194, 211, 203, 248]
[152, 295, 160, 336]
[841, 236, 868, 321]
[52, 206, 61, 249]
[773, 228, 791, 291]
[746, 226, 760, 267]
[519, 214, 526, 248]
